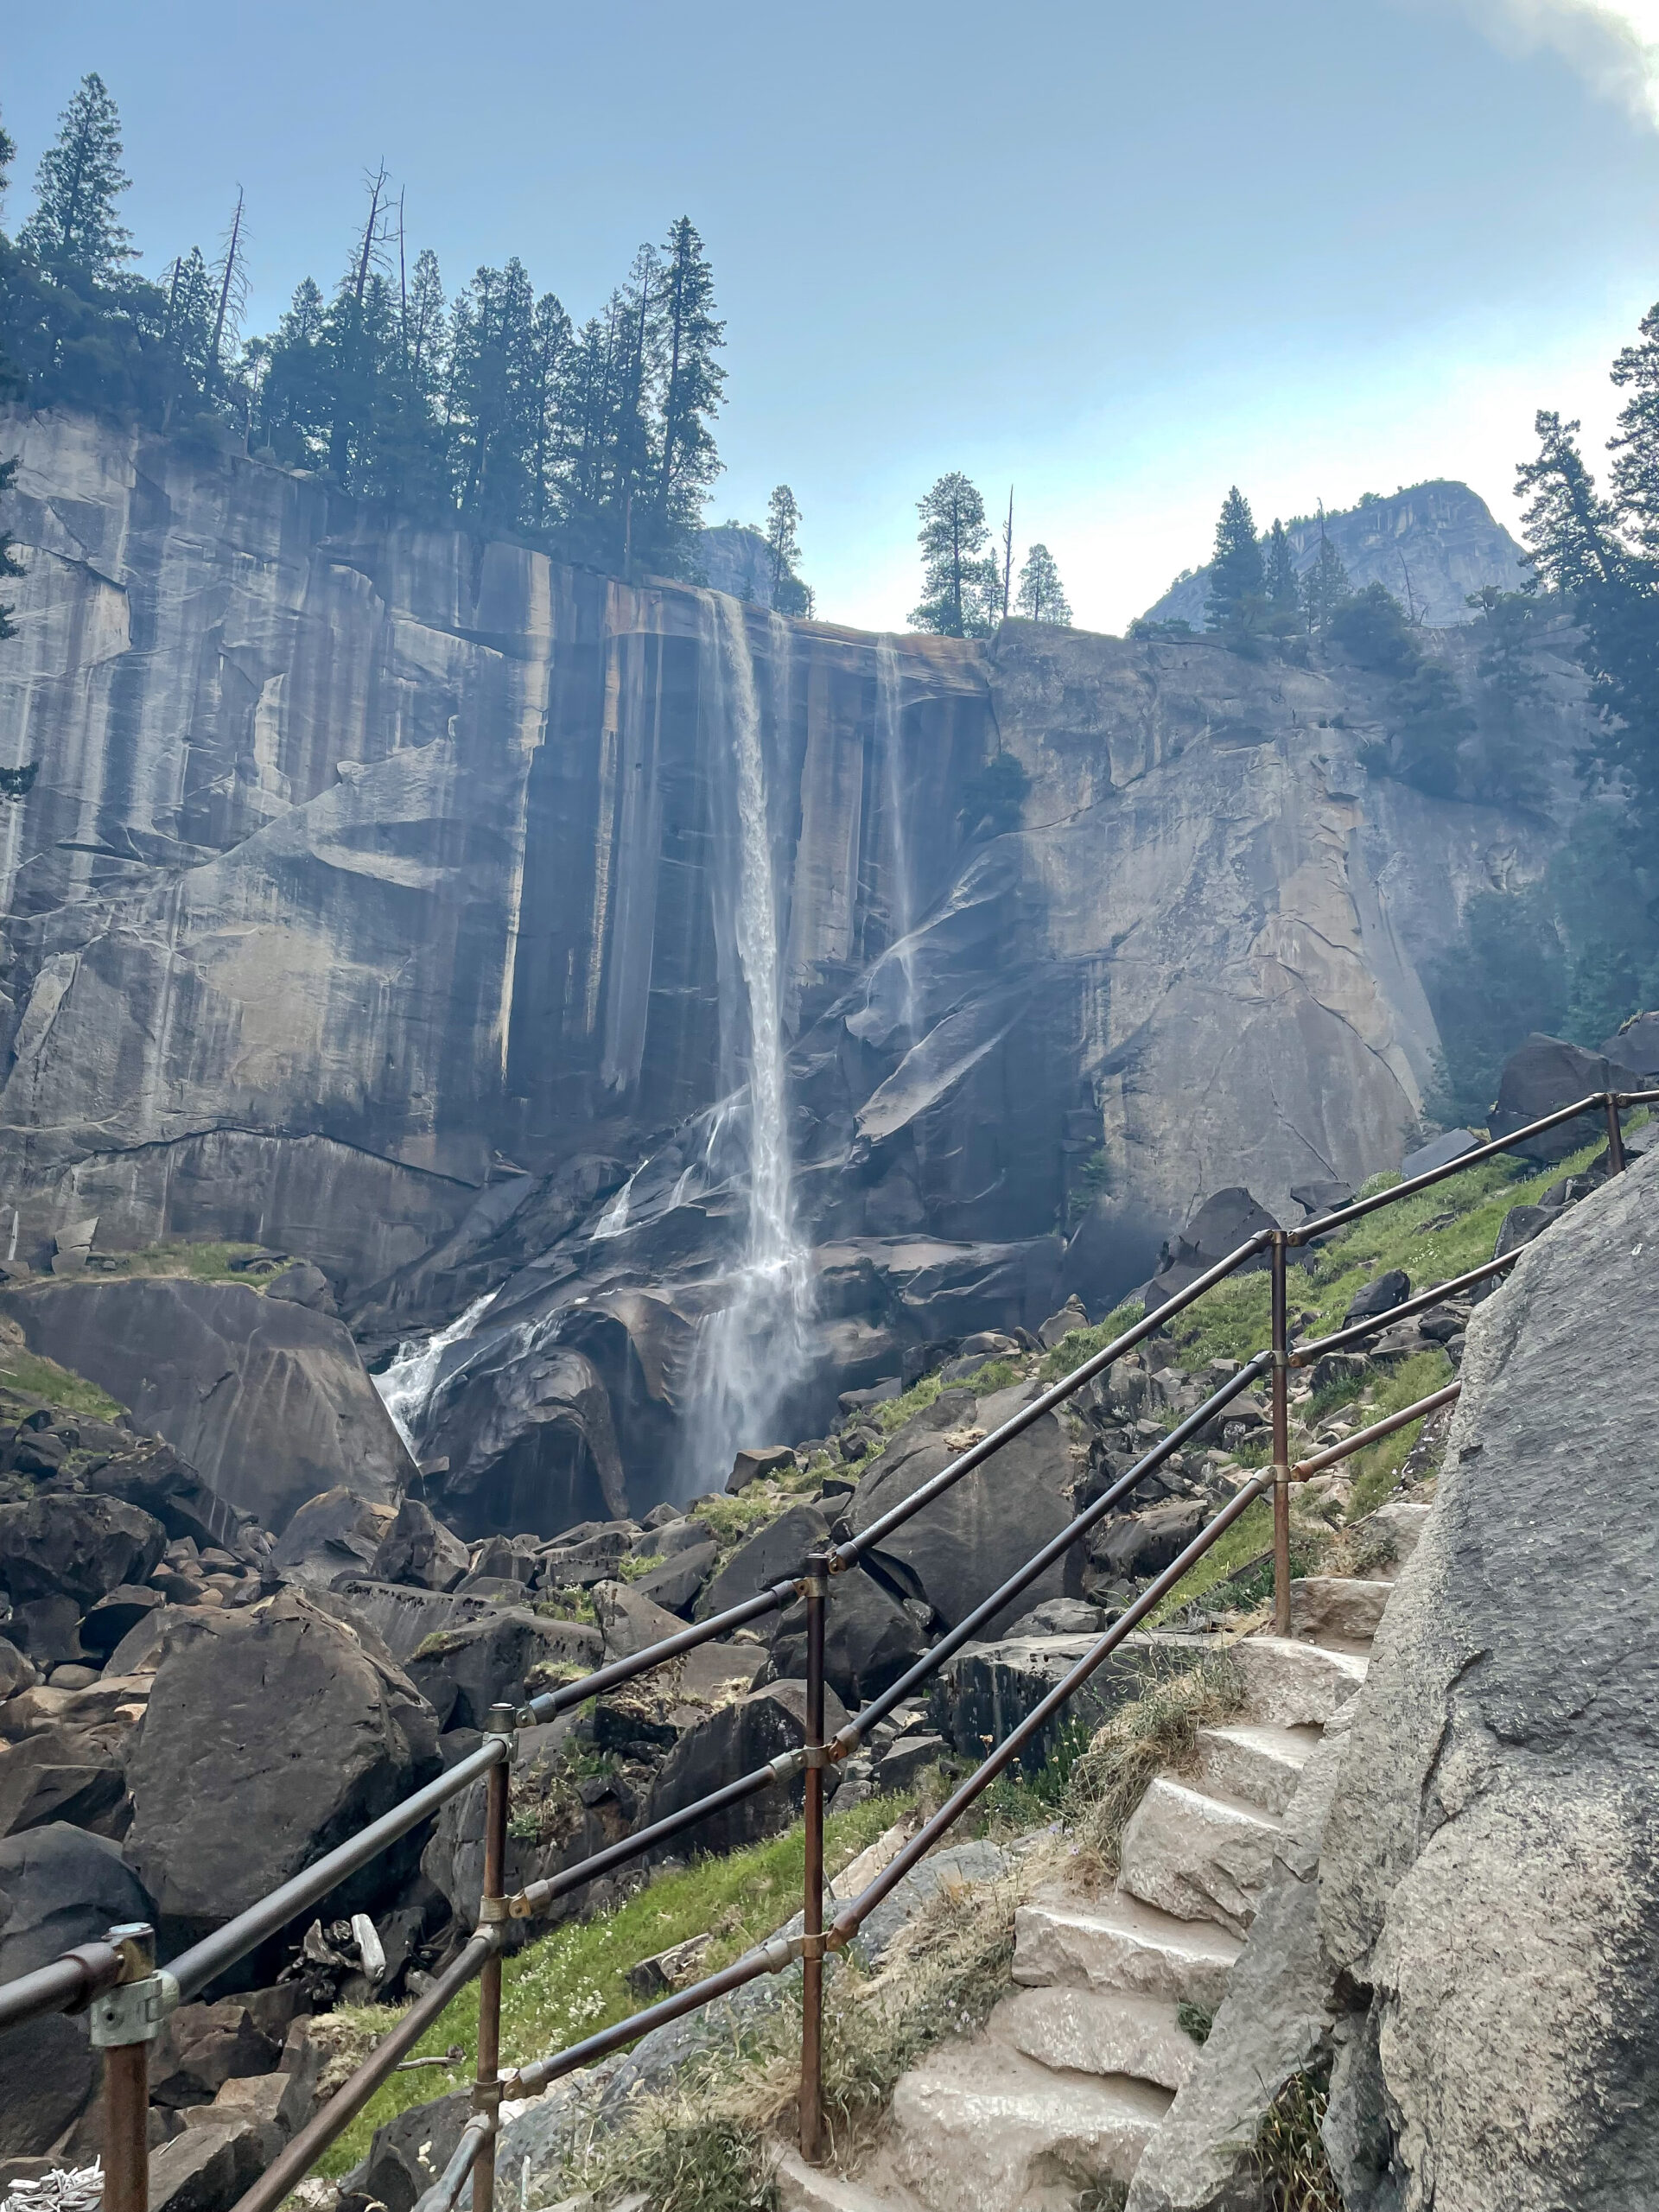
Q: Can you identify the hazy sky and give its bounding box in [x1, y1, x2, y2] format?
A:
[5, 1, 1659, 633]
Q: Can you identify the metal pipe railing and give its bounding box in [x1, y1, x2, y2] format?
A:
[3, 1081, 1634, 2208]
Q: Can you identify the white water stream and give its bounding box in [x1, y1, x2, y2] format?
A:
[373, 1290, 499, 1457]
[876, 639, 919, 1042]
[680, 594, 812, 1484]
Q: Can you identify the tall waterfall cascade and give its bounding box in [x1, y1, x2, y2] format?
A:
[877, 639, 919, 1042]
[679, 594, 814, 1490]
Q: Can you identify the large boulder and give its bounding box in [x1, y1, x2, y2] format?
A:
[0, 1278, 413, 1533]
[270, 1488, 398, 1589]
[1600, 1011, 1659, 1076]
[82, 1440, 251, 1558]
[0, 1721, 130, 1838]
[0, 1494, 166, 1610]
[1317, 1145, 1659, 2206]
[768, 1563, 929, 1706]
[850, 1395, 1077, 1632]
[0, 1822, 153, 2157]
[640, 1679, 849, 1859]
[404, 1606, 601, 1731]
[700, 1503, 830, 1617]
[1140, 1189, 1277, 1314]
[123, 1590, 440, 1940]
[369, 1497, 469, 1592]
[1486, 1032, 1637, 1162]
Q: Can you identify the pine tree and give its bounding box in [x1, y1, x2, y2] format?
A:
[647, 217, 724, 576]
[1519, 407, 1657, 825]
[1300, 531, 1351, 634]
[911, 473, 990, 638]
[1015, 543, 1071, 625]
[19, 73, 136, 285]
[1610, 302, 1659, 557]
[160, 246, 218, 408]
[763, 486, 812, 615]
[1265, 519, 1300, 621]
[0, 115, 24, 402]
[0, 452, 24, 644]
[1204, 486, 1264, 632]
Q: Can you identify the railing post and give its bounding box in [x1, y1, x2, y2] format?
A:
[1269, 1230, 1292, 1637]
[1605, 1091, 1627, 1175]
[473, 1706, 514, 2212]
[93, 1922, 174, 2212]
[799, 1554, 830, 2165]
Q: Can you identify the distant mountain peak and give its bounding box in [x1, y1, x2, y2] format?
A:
[1141, 479, 1527, 631]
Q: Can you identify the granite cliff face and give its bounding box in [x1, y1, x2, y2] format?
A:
[0, 405, 1586, 1521]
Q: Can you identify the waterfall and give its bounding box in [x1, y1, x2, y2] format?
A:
[373, 1290, 499, 1458]
[681, 593, 812, 1488]
[877, 639, 919, 1041]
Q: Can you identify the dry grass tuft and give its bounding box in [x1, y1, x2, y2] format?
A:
[1252, 2069, 1344, 2211]
[1064, 1655, 1245, 1875]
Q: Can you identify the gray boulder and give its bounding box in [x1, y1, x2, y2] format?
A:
[1318, 1145, 1659, 2207]
[1141, 1189, 1278, 1313]
[404, 1607, 601, 1730]
[728, 1446, 795, 1492]
[1399, 1128, 1479, 1178]
[262, 1260, 337, 1315]
[852, 1404, 1076, 1632]
[640, 1679, 850, 1859]
[1493, 1203, 1552, 1261]
[767, 1563, 929, 1705]
[361, 2090, 472, 2212]
[629, 1541, 718, 1617]
[0, 1723, 130, 1838]
[270, 1487, 397, 1588]
[1343, 1269, 1409, 1325]
[1487, 1032, 1635, 1162]
[0, 1494, 167, 1610]
[83, 1440, 251, 1559]
[591, 1579, 684, 1661]
[369, 1497, 470, 1592]
[124, 1590, 440, 1938]
[0, 1278, 412, 1533]
[0, 1822, 153, 2157]
[701, 1503, 830, 1617]
[1601, 1011, 1659, 1076]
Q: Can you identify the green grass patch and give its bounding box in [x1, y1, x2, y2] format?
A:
[0, 1351, 125, 1421]
[1038, 1299, 1145, 1383]
[316, 1792, 908, 2177]
[1145, 1494, 1273, 1625]
[79, 1239, 283, 1283]
[1342, 1349, 1453, 1519]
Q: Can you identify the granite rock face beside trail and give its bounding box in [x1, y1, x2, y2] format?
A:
[1314, 1148, 1659, 2209]
[0, 406, 1590, 1516]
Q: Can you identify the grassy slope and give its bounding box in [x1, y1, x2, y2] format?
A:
[318, 1793, 907, 2175]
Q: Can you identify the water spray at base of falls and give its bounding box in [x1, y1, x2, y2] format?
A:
[374, 1290, 499, 1458]
[681, 595, 813, 1491]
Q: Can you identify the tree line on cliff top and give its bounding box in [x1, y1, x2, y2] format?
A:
[0, 72, 816, 598]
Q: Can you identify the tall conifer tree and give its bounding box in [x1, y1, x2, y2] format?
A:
[911, 473, 991, 637]
[1015, 543, 1071, 625]
[1205, 486, 1264, 631]
[19, 73, 136, 284]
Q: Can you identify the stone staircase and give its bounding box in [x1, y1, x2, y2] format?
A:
[778, 1505, 1428, 2212]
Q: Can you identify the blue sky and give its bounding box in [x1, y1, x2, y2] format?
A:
[4, 0, 1659, 632]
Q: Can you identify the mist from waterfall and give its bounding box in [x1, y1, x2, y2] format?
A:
[681, 594, 812, 1491]
[876, 639, 919, 1042]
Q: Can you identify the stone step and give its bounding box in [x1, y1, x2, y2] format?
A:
[879, 2038, 1172, 2212]
[992, 1983, 1198, 2092]
[1289, 1575, 1394, 1645]
[1230, 1634, 1367, 1726]
[1117, 1778, 1283, 1936]
[1014, 1891, 1242, 2012]
[776, 2148, 914, 2212]
[1193, 1721, 1319, 1818]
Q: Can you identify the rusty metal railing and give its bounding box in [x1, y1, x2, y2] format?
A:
[0, 1084, 1643, 2212]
